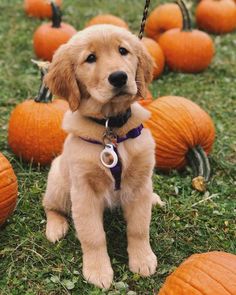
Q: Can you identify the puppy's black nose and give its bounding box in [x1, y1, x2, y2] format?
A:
[108, 71, 128, 88]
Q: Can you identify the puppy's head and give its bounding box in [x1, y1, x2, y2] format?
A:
[44, 25, 153, 116]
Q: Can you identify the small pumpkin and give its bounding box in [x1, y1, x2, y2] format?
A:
[8, 64, 69, 166]
[141, 37, 165, 79]
[158, 251, 236, 295]
[0, 153, 18, 226]
[85, 14, 129, 29]
[144, 96, 215, 192]
[158, 0, 214, 73]
[145, 3, 182, 41]
[24, 0, 62, 18]
[196, 0, 236, 34]
[33, 2, 77, 61]
[138, 89, 153, 107]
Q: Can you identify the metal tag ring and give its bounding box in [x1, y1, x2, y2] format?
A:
[100, 145, 118, 168]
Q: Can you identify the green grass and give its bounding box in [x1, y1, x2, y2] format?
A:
[0, 0, 235, 294]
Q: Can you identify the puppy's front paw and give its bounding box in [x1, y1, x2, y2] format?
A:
[46, 215, 68, 243]
[83, 252, 113, 289]
[129, 247, 157, 277]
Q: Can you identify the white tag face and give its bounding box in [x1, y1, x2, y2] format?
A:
[100, 144, 118, 168]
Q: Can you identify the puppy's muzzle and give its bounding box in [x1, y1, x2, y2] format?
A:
[108, 71, 128, 88]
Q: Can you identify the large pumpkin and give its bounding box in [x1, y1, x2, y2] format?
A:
[158, 0, 214, 73]
[24, 0, 62, 18]
[196, 0, 236, 34]
[0, 153, 18, 226]
[141, 37, 165, 79]
[8, 66, 69, 166]
[85, 14, 129, 29]
[145, 3, 182, 41]
[33, 2, 77, 61]
[144, 96, 215, 191]
[158, 251, 236, 295]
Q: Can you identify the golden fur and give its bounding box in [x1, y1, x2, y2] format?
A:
[43, 25, 164, 289]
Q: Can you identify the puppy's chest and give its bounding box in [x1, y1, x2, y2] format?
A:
[97, 132, 155, 192]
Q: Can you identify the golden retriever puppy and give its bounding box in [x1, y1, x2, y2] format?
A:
[43, 24, 163, 289]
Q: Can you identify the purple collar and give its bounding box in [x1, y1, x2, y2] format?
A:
[79, 124, 143, 190]
[79, 124, 143, 145]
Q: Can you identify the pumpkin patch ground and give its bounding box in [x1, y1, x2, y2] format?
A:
[0, 1, 235, 294]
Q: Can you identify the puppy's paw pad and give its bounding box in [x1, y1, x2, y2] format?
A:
[83, 257, 113, 289]
[152, 193, 165, 207]
[46, 218, 68, 243]
[129, 250, 157, 277]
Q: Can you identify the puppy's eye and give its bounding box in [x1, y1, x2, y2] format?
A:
[119, 47, 129, 56]
[85, 54, 96, 63]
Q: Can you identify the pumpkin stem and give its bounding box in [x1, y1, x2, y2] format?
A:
[187, 146, 211, 192]
[51, 1, 62, 28]
[196, 145, 211, 181]
[176, 0, 192, 31]
[34, 68, 52, 103]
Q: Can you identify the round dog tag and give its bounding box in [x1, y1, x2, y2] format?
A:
[100, 144, 118, 168]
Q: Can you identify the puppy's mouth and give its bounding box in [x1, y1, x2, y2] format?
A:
[111, 88, 135, 101]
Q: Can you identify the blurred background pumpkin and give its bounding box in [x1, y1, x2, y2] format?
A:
[0, 153, 18, 227]
[158, 0, 215, 73]
[24, 0, 62, 18]
[141, 37, 165, 79]
[85, 14, 129, 29]
[33, 2, 77, 61]
[196, 0, 236, 34]
[145, 3, 182, 41]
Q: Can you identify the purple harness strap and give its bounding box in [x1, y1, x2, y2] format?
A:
[79, 124, 143, 190]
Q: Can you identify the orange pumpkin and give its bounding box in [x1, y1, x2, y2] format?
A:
[158, 251, 236, 295]
[85, 14, 128, 29]
[24, 0, 62, 18]
[138, 89, 153, 107]
[196, 0, 236, 34]
[144, 96, 215, 191]
[141, 37, 165, 79]
[8, 67, 69, 166]
[33, 2, 77, 61]
[145, 3, 182, 41]
[158, 0, 214, 73]
[0, 153, 18, 226]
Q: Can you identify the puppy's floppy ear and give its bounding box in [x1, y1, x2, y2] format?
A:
[136, 42, 154, 98]
[44, 44, 80, 112]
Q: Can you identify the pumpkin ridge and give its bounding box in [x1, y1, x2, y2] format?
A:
[0, 166, 15, 179]
[150, 124, 187, 153]
[0, 181, 17, 200]
[0, 178, 17, 191]
[0, 199, 17, 214]
[176, 98, 201, 146]
[148, 104, 190, 147]
[37, 103, 44, 163]
[200, 255, 236, 276]
[189, 263, 233, 295]
[156, 105, 194, 147]
[172, 272, 209, 295]
[166, 273, 204, 295]
[157, 98, 195, 142]
[0, 167, 16, 190]
[23, 102, 38, 162]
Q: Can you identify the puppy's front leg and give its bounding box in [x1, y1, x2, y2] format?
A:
[71, 185, 113, 289]
[122, 186, 157, 277]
